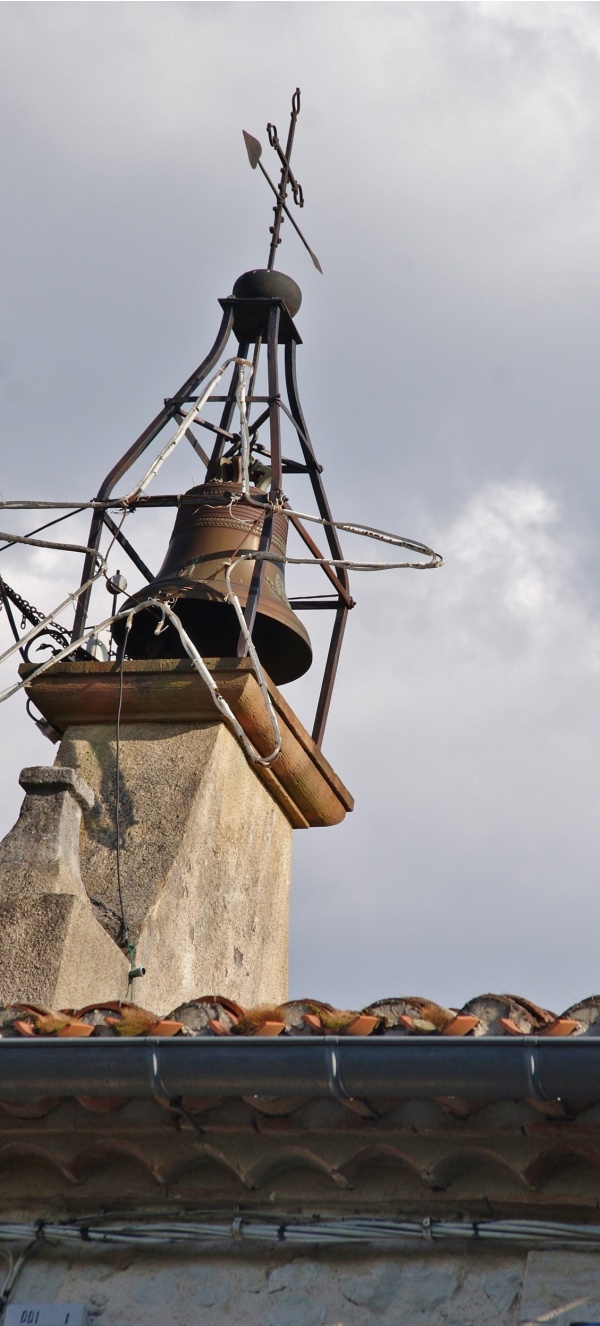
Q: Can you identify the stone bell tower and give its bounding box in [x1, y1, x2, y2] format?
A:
[0, 273, 354, 1013]
[0, 93, 355, 1013]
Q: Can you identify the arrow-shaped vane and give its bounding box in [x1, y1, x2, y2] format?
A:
[242, 129, 323, 274]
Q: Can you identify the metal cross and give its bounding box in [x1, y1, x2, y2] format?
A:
[243, 88, 323, 274]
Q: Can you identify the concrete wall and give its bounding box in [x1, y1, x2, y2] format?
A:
[7, 1242, 600, 1326]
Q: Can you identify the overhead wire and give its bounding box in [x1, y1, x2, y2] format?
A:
[0, 507, 83, 555]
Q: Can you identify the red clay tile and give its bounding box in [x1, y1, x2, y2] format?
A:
[540, 1018, 579, 1037]
[56, 1023, 95, 1038]
[498, 1017, 527, 1036]
[146, 1020, 184, 1037]
[442, 1016, 480, 1036]
[345, 1015, 378, 1036]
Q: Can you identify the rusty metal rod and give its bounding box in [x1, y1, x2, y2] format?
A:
[287, 511, 354, 607]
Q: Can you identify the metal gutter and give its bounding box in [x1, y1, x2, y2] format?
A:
[0, 1036, 599, 1102]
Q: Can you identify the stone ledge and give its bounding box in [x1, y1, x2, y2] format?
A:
[19, 765, 95, 810]
[21, 659, 353, 830]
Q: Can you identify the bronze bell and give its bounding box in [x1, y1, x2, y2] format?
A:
[112, 482, 312, 685]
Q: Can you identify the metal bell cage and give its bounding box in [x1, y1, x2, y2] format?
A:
[72, 268, 354, 748]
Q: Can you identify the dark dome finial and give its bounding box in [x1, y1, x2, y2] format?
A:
[232, 269, 302, 317]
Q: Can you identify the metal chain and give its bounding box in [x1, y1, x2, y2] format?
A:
[0, 580, 69, 646]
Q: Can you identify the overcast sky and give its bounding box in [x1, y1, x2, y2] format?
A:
[1, 1, 600, 1012]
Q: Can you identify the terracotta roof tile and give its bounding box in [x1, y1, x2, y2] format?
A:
[1, 993, 600, 1038]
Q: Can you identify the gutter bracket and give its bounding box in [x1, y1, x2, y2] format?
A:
[325, 1041, 353, 1101]
[147, 1045, 172, 1105]
[525, 1041, 552, 1102]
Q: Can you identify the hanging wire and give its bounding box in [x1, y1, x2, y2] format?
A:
[115, 616, 133, 953]
[114, 613, 144, 990]
[0, 507, 83, 555]
[0, 1237, 38, 1312]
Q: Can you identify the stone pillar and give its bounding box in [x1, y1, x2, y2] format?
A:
[0, 766, 129, 1007]
[0, 657, 353, 1014]
[57, 720, 293, 1013]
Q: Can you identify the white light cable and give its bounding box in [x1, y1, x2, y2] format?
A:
[235, 361, 254, 497]
[151, 600, 282, 767]
[124, 357, 252, 505]
[289, 510, 443, 567]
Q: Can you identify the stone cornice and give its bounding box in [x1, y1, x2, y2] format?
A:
[20, 659, 353, 830]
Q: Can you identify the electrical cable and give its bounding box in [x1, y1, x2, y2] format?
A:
[0, 1215, 598, 1253]
[0, 530, 107, 559]
[0, 507, 83, 556]
[0, 1237, 38, 1312]
[115, 615, 133, 954]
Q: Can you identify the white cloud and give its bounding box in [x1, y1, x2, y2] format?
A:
[291, 480, 600, 1011]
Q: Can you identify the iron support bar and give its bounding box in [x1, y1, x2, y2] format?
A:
[267, 305, 282, 495]
[246, 336, 262, 423]
[191, 417, 237, 443]
[247, 405, 271, 435]
[284, 341, 348, 578]
[173, 409, 210, 469]
[287, 511, 354, 607]
[102, 514, 154, 584]
[237, 508, 274, 657]
[281, 459, 321, 475]
[72, 308, 234, 642]
[0, 576, 26, 658]
[284, 339, 351, 742]
[199, 395, 272, 403]
[312, 602, 348, 747]
[288, 598, 340, 611]
[206, 341, 250, 478]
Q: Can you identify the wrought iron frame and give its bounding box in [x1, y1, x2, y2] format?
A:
[72, 296, 354, 747]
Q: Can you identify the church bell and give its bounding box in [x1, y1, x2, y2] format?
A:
[112, 481, 313, 686]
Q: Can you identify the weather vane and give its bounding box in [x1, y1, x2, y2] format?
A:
[243, 87, 323, 274]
